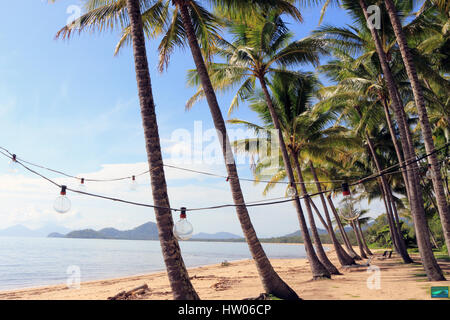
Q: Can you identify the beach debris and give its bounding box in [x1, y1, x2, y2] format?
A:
[243, 293, 272, 300]
[211, 278, 241, 291]
[107, 284, 150, 300]
[221, 260, 230, 267]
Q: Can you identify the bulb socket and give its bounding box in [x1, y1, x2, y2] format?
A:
[81, 178, 85, 184]
[180, 207, 187, 219]
[60, 185, 67, 196]
[342, 182, 350, 196]
[12, 154, 17, 162]
[132, 175, 136, 181]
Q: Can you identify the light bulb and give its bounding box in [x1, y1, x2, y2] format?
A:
[426, 165, 435, 180]
[78, 178, 86, 191]
[341, 182, 359, 220]
[54, 185, 71, 214]
[130, 176, 138, 191]
[355, 182, 364, 194]
[173, 208, 193, 241]
[286, 185, 297, 198]
[8, 154, 19, 173]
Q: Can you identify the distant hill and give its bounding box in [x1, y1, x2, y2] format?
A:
[0, 224, 71, 238]
[191, 232, 242, 240]
[49, 222, 243, 241]
[52, 222, 160, 240]
[283, 228, 329, 238]
[47, 232, 65, 238]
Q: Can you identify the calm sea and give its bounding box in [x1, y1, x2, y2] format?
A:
[0, 237, 306, 291]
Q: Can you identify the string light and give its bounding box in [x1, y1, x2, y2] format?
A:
[286, 184, 297, 198]
[79, 178, 86, 190]
[9, 154, 19, 173]
[0, 144, 447, 214]
[130, 175, 138, 191]
[173, 207, 193, 240]
[340, 182, 360, 221]
[426, 164, 436, 180]
[54, 185, 71, 214]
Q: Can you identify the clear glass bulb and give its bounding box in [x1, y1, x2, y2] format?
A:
[130, 176, 138, 191]
[54, 195, 71, 214]
[286, 185, 296, 198]
[78, 179, 86, 191]
[8, 159, 19, 173]
[173, 216, 194, 241]
[426, 167, 435, 180]
[341, 195, 359, 220]
[355, 184, 364, 194]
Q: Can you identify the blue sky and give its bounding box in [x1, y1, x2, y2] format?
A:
[0, 1, 385, 237]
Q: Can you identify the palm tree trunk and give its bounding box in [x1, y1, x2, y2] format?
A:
[384, 0, 450, 256]
[351, 220, 368, 259]
[379, 183, 400, 252]
[256, 75, 330, 279]
[356, 104, 413, 262]
[175, 1, 300, 299]
[292, 153, 340, 274]
[382, 98, 411, 202]
[358, 0, 445, 280]
[309, 198, 328, 230]
[309, 162, 356, 266]
[327, 194, 362, 260]
[364, 134, 413, 263]
[356, 219, 372, 255]
[125, 0, 199, 300]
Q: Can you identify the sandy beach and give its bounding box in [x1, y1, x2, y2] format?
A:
[0, 247, 448, 300]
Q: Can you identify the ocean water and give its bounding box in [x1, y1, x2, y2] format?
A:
[0, 237, 306, 291]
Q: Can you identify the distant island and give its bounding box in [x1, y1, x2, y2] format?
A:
[0, 222, 337, 243]
[47, 221, 245, 241]
[46, 221, 335, 244]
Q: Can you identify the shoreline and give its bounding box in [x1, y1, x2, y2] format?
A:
[0, 241, 315, 294]
[0, 246, 448, 300]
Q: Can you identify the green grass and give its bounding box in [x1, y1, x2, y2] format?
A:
[434, 254, 450, 261]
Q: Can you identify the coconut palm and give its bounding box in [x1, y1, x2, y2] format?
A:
[107, 0, 200, 299]
[229, 72, 354, 271]
[314, 34, 414, 262]
[56, 0, 302, 299]
[383, 0, 450, 256]
[305, 0, 445, 280]
[187, 13, 333, 279]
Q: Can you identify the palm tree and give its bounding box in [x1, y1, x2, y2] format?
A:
[308, 0, 445, 280]
[229, 72, 347, 273]
[314, 34, 413, 263]
[126, 0, 199, 299]
[188, 13, 332, 279]
[308, 162, 358, 264]
[56, 0, 301, 299]
[383, 0, 450, 257]
[172, 1, 301, 298]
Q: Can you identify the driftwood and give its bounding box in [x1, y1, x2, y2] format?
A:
[107, 284, 150, 300]
[243, 293, 272, 300]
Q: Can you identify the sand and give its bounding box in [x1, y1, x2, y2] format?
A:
[0, 246, 448, 300]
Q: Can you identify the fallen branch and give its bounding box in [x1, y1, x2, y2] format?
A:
[108, 284, 150, 300]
